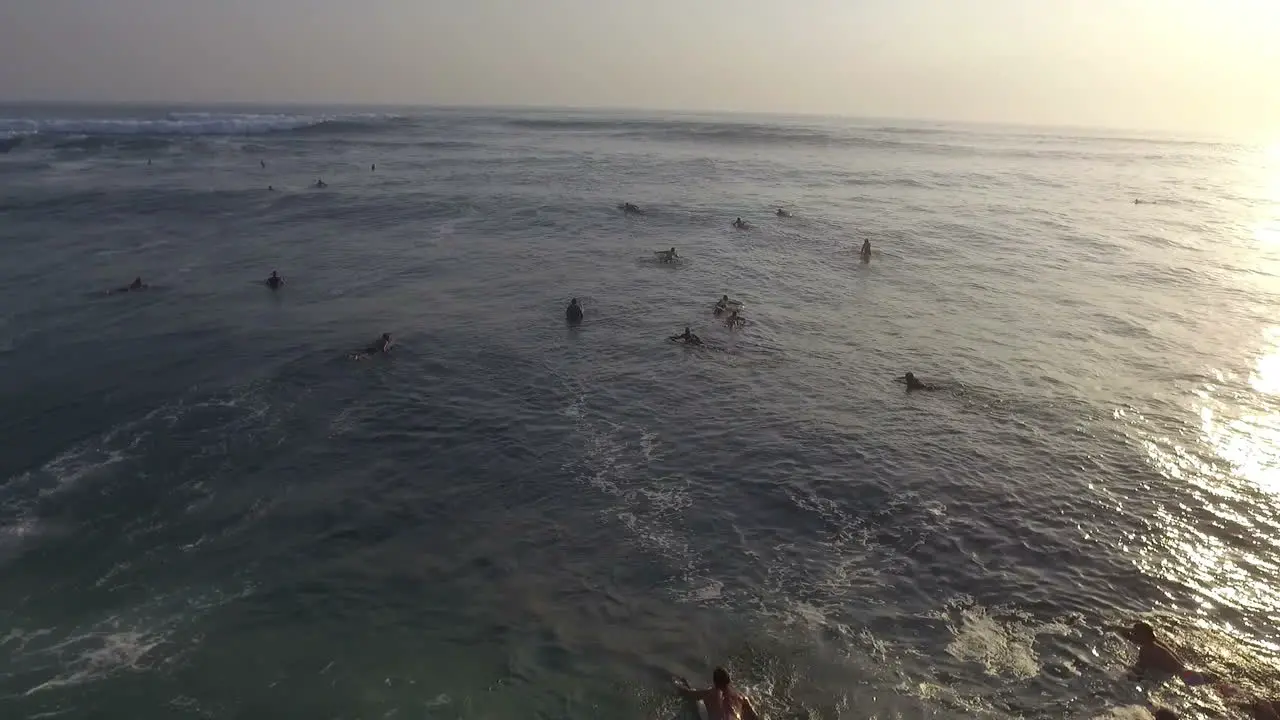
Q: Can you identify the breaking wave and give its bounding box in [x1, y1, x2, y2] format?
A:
[0, 111, 400, 139]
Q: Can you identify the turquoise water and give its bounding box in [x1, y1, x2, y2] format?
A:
[1, 106, 1279, 719]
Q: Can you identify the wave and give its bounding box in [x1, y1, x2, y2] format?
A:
[0, 111, 401, 140]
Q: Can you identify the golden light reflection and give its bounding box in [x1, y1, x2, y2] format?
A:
[1201, 328, 1280, 496]
[1126, 327, 1280, 666]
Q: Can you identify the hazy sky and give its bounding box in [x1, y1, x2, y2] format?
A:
[2, 0, 1278, 137]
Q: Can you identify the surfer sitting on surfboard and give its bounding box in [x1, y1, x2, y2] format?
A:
[656, 247, 679, 263]
[674, 667, 760, 720]
[669, 327, 702, 346]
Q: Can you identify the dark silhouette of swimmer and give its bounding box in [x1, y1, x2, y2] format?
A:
[268, 185, 274, 192]
[732, 218, 748, 229]
[897, 372, 935, 391]
[776, 208, 791, 217]
[669, 327, 702, 345]
[860, 239, 872, 261]
[1116, 620, 1220, 688]
[674, 667, 760, 720]
[566, 297, 583, 323]
[656, 247, 679, 263]
[112, 277, 147, 294]
[352, 333, 393, 360]
[266, 271, 283, 290]
[621, 202, 643, 215]
[315, 178, 327, 189]
[714, 294, 731, 315]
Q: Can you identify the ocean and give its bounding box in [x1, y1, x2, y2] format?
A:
[1, 104, 1278, 720]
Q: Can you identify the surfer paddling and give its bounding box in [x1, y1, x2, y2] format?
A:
[673, 668, 760, 720]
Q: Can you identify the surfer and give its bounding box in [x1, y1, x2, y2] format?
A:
[714, 295, 732, 315]
[860, 239, 872, 262]
[351, 333, 394, 360]
[776, 208, 791, 218]
[1117, 620, 1219, 687]
[896, 372, 934, 391]
[566, 297, 583, 323]
[1118, 621, 1191, 677]
[656, 247, 679, 263]
[621, 202, 643, 215]
[315, 178, 327, 189]
[673, 668, 760, 720]
[112, 277, 147, 293]
[266, 271, 284, 290]
[732, 218, 748, 230]
[669, 327, 702, 346]
[725, 310, 745, 329]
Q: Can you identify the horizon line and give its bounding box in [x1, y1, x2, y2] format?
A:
[0, 97, 1250, 145]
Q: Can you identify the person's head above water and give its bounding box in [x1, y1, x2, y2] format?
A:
[570, 298, 579, 305]
[271, 271, 279, 278]
[712, 667, 731, 689]
[1127, 620, 1156, 644]
[905, 372, 916, 381]
[721, 295, 729, 302]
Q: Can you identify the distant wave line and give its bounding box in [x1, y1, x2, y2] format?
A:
[0, 112, 402, 139]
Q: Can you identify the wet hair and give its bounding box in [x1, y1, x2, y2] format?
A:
[1153, 709, 1177, 720]
[712, 667, 730, 689]
[382, 333, 391, 341]
[1130, 620, 1155, 641]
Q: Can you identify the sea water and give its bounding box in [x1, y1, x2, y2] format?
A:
[1, 105, 1279, 719]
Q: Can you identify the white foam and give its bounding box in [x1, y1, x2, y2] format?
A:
[943, 603, 1044, 679]
[24, 629, 166, 695]
[0, 112, 395, 138]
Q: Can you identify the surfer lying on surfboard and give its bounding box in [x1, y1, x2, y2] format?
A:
[351, 333, 393, 360]
[109, 277, 148, 294]
[1118, 621, 1219, 686]
[673, 667, 760, 720]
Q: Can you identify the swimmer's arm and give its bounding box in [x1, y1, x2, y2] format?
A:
[672, 679, 709, 702]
